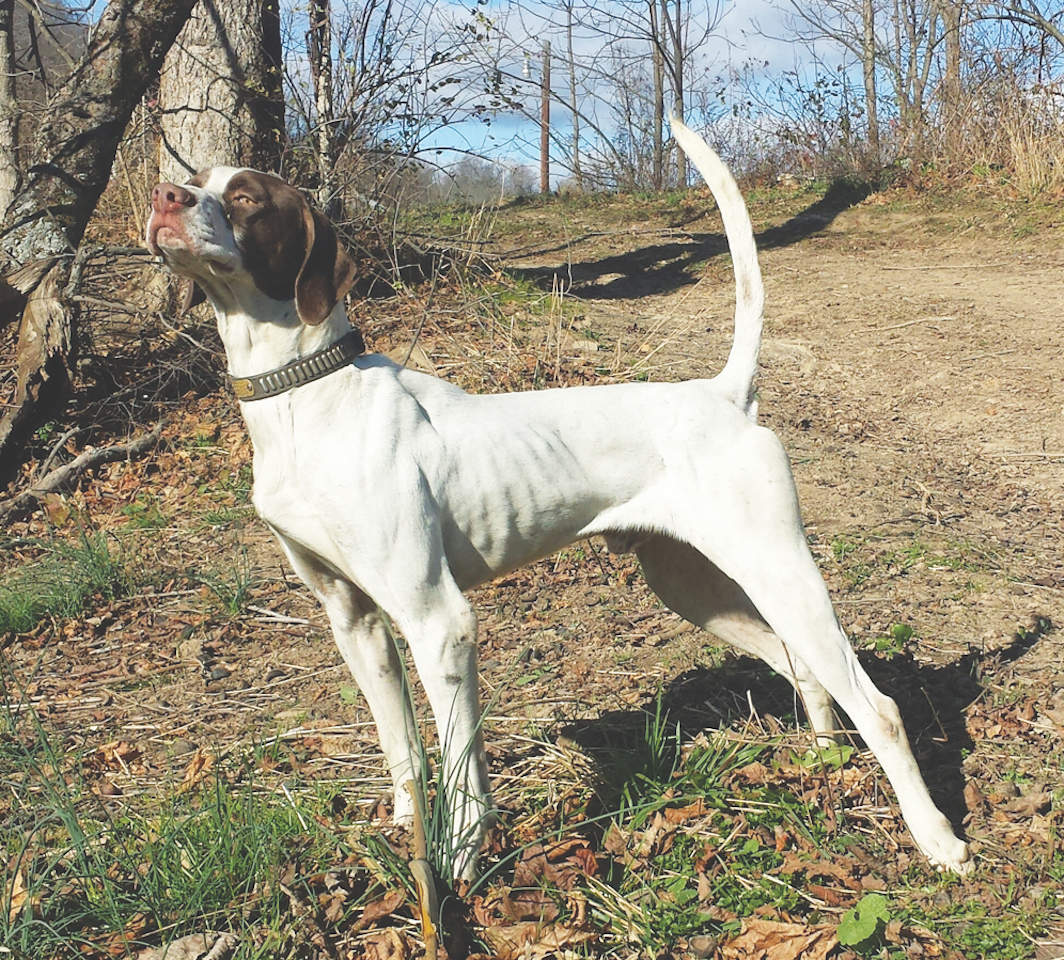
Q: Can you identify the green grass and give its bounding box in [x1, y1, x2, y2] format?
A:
[0, 682, 383, 958]
[119, 494, 168, 530]
[192, 545, 258, 618]
[197, 465, 255, 529]
[827, 534, 998, 593]
[0, 531, 129, 635]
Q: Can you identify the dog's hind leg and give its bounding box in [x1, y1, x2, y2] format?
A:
[635, 533, 837, 744]
[686, 428, 970, 872]
[273, 535, 423, 827]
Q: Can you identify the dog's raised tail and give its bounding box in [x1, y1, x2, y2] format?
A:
[671, 117, 764, 418]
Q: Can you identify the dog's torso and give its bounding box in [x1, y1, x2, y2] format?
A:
[244, 355, 758, 593]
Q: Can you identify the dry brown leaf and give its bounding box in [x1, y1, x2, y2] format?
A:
[360, 927, 411, 960]
[89, 740, 142, 771]
[137, 931, 237, 960]
[1002, 791, 1051, 819]
[963, 781, 985, 812]
[720, 918, 838, 960]
[352, 887, 406, 932]
[603, 822, 628, 856]
[482, 922, 596, 960]
[735, 761, 769, 784]
[472, 886, 561, 925]
[321, 890, 347, 925]
[180, 749, 214, 791]
[6, 865, 35, 923]
[513, 838, 596, 891]
[663, 797, 708, 823]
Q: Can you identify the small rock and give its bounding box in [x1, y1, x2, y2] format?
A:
[687, 934, 718, 958]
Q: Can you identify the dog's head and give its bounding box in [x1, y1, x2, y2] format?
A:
[147, 168, 356, 326]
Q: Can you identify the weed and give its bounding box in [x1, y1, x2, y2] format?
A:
[830, 535, 873, 588]
[838, 892, 891, 950]
[192, 546, 257, 617]
[119, 494, 168, 530]
[201, 504, 255, 528]
[899, 893, 1053, 960]
[218, 463, 253, 502]
[590, 691, 763, 829]
[864, 622, 914, 658]
[0, 682, 358, 957]
[0, 531, 129, 635]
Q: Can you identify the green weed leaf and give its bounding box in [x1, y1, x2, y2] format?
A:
[796, 743, 854, 770]
[838, 892, 891, 947]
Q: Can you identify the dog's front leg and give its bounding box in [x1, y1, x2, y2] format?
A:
[273, 534, 424, 826]
[394, 588, 494, 882]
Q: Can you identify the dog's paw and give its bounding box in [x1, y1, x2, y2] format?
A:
[921, 831, 973, 875]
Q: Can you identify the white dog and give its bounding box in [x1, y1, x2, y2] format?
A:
[146, 119, 970, 879]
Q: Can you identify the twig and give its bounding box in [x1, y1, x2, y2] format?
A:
[879, 315, 957, 331]
[959, 348, 1016, 364]
[879, 262, 1010, 270]
[406, 779, 440, 960]
[36, 425, 84, 479]
[0, 421, 165, 523]
[245, 604, 312, 625]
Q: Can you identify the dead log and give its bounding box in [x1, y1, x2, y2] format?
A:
[0, 420, 164, 523]
[0, 260, 73, 460]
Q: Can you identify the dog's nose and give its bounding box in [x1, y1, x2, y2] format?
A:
[151, 183, 196, 214]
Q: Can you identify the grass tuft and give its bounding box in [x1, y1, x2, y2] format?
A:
[0, 676, 365, 958]
[0, 531, 129, 635]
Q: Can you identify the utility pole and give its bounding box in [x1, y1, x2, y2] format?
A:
[540, 40, 550, 194]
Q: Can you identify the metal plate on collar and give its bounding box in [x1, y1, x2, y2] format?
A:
[232, 377, 256, 400]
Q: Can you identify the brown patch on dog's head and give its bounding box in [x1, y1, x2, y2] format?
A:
[221, 170, 356, 324]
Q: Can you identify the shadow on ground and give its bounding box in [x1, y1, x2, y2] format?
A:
[513, 179, 872, 301]
[555, 623, 1058, 838]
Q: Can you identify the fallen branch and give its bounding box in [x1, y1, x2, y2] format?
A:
[0, 421, 165, 523]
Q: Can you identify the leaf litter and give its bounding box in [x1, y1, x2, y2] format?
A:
[2, 188, 1063, 957]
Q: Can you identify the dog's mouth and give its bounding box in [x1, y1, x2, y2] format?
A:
[148, 223, 183, 256]
[146, 214, 193, 258]
[147, 218, 237, 282]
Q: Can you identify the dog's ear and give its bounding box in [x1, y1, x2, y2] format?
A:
[294, 204, 357, 326]
[177, 278, 205, 316]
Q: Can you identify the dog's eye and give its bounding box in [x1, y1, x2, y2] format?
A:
[232, 194, 257, 205]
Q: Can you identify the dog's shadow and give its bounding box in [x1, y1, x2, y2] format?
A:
[512, 179, 871, 301]
[556, 622, 1050, 833]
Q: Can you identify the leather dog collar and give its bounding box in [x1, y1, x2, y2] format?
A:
[230, 329, 365, 402]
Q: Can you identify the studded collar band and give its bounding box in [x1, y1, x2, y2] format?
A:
[230, 329, 365, 402]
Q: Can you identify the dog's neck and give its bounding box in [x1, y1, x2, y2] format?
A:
[208, 285, 353, 379]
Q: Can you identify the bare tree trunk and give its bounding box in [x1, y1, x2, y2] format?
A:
[939, 0, 963, 126]
[540, 40, 550, 194]
[0, 0, 198, 469]
[862, 0, 880, 160]
[0, 0, 18, 218]
[650, 0, 664, 190]
[158, 0, 284, 183]
[565, 0, 582, 190]
[308, 0, 337, 215]
[669, 0, 686, 185]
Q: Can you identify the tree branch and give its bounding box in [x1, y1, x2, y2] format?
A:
[0, 421, 165, 523]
